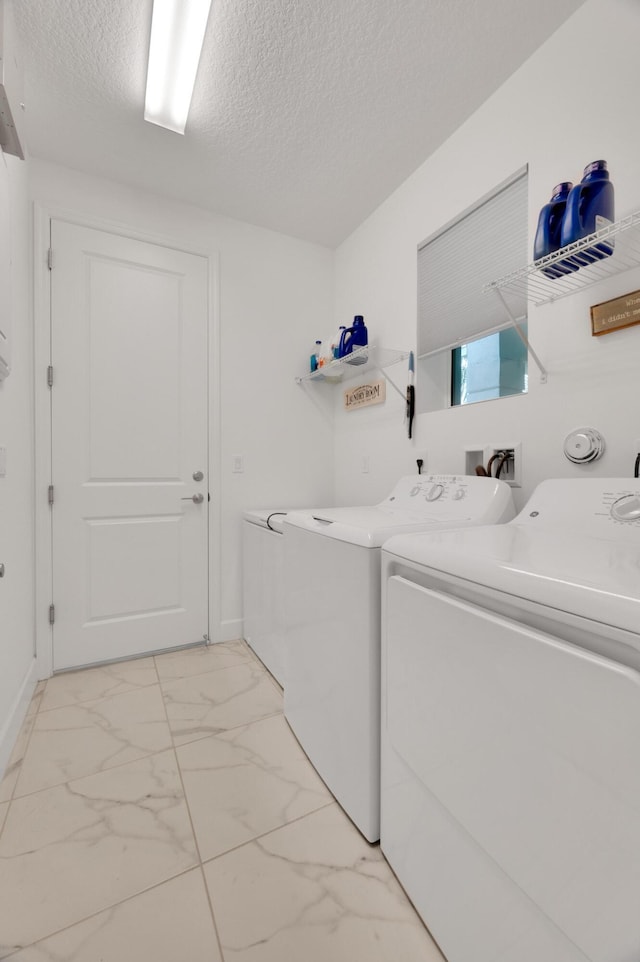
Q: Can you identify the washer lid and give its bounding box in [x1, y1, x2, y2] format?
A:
[383, 524, 640, 634]
[284, 474, 515, 548]
[284, 505, 480, 547]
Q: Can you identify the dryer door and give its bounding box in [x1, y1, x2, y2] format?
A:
[382, 575, 640, 962]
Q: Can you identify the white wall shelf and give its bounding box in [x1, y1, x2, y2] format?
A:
[296, 344, 409, 398]
[485, 209, 640, 307]
[482, 209, 640, 384]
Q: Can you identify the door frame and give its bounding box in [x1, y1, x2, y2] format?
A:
[33, 204, 222, 678]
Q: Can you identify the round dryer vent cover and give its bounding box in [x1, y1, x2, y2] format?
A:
[563, 427, 605, 464]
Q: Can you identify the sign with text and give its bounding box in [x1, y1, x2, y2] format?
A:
[591, 289, 640, 336]
[343, 378, 386, 411]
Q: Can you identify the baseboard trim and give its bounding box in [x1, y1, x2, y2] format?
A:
[0, 658, 38, 782]
[217, 619, 243, 644]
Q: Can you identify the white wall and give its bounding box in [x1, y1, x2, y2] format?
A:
[4, 0, 636, 761]
[0, 149, 37, 776]
[333, 0, 640, 511]
[29, 159, 335, 642]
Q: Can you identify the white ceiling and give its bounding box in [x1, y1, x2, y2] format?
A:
[14, 0, 585, 247]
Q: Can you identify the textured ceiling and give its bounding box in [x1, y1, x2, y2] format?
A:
[14, 0, 585, 247]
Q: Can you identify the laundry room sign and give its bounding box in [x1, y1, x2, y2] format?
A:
[343, 378, 386, 410]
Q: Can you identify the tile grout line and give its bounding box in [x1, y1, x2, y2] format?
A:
[169, 706, 285, 751]
[155, 657, 227, 962]
[1, 865, 203, 957]
[1, 644, 287, 959]
[6, 685, 175, 803]
[163, 650, 327, 961]
[3, 647, 225, 956]
[37, 654, 163, 715]
[35, 639, 253, 716]
[1, 650, 206, 955]
[8, 705, 285, 804]
[155, 640, 314, 961]
[8, 648, 252, 800]
[198, 864, 228, 962]
[199, 796, 338, 867]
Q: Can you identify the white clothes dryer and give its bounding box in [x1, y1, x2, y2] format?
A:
[243, 509, 290, 686]
[283, 474, 515, 842]
[381, 478, 640, 962]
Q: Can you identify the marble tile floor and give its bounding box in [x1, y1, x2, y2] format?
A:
[0, 640, 445, 962]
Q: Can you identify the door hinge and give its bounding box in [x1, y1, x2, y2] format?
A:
[48, 484, 54, 505]
[48, 604, 55, 625]
[47, 365, 54, 387]
[47, 248, 53, 270]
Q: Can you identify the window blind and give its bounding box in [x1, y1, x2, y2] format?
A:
[418, 170, 528, 357]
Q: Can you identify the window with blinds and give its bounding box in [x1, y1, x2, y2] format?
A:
[417, 168, 528, 410]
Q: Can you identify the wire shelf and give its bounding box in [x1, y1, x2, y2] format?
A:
[295, 345, 409, 386]
[484, 210, 640, 306]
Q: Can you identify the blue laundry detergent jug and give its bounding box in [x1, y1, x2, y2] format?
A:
[338, 316, 368, 363]
[560, 160, 615, 266]
[533, 182, 576, 278]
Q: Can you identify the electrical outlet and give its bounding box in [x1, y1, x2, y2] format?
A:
[232, 455, 244, 474]
[484, 443, 522, 487]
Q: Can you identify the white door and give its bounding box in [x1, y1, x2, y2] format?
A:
[49, 220, 209, 671]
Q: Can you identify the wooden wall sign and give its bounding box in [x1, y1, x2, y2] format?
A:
[343, 378, 386, 411]
[591, 289, 640, 336]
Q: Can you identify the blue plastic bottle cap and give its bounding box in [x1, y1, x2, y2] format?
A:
[551, 182, 573, 198]
[584, 160, 608, 176]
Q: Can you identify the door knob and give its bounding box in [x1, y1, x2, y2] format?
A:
[192, 470, 204, 482]
[181, 493, 204, 504]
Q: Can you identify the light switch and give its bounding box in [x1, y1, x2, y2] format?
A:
[0, 446, 6, 477]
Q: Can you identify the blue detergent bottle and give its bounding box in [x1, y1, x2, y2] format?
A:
[533, 182, 576, 278]
[560, 160, 615, 266]
[338, 316, 368, 363]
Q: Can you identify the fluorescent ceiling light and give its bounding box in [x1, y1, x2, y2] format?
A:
[144, 0, 212, 135]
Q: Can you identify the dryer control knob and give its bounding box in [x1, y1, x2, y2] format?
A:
[425, 483, 444, 502]
[610, 494, 640, 522]
[453, 488, 465, 500]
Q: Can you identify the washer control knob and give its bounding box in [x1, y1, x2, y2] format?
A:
[610, 494, 640, 522]
[425, 483, 444, 502]
[453, 488, 465, 500]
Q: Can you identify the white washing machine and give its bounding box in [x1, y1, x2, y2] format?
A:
[283, 474, 515, 842]
[243, 509, 290, 686]
[381, 478, 640, 962]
